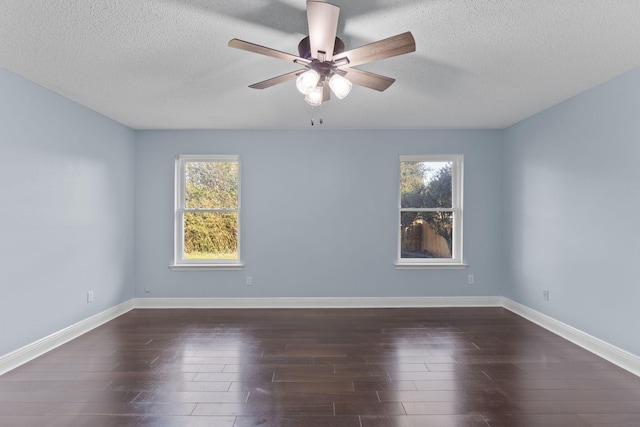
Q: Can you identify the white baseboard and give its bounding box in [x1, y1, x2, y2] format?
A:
[2, 296, 638, 379]
[0, 299, 135, 376]
[503, 298, 640, 377]
[133, 296, 503, 309]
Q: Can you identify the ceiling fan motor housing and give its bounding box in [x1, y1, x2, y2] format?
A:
[298, 36, 345, 60]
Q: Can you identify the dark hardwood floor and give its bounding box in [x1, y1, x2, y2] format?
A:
[1, 307, 639, 426]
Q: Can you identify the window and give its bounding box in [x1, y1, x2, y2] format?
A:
[397, 155, 464, 268]
[172, 155, 242, 270]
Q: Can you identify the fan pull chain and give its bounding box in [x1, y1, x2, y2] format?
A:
[310, 106, 324, 126]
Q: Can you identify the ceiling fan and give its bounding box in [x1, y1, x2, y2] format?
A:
[228, 0, 416, 107]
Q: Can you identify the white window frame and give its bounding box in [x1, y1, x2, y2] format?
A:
[170, 154, 243, 270]
[396, 154, 466, 269]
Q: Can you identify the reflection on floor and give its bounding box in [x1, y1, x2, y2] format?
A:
[1, 307, 639, 426]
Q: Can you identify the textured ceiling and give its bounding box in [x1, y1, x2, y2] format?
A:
[2, 0, 640, 130]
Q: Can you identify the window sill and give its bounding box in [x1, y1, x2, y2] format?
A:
[169, 263, 244, 271]
[395, 262, 468, 270]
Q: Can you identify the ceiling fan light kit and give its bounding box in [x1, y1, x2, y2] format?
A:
[304, 86, 324, 106]
[228, 0, 416, 113]
[296, 69, 321, 95]
[328, 73, 352, 99]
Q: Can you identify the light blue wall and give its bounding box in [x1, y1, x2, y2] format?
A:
[503, 67, 640, 356]
[8, 57, 638, 362]
[0, 69, 136, 356]
[135, 130, 504, 299]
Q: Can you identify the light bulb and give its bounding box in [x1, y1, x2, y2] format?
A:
[328, 74, 352, 99]
[304, 85, 323, 106]
[296, 70, 320, 95]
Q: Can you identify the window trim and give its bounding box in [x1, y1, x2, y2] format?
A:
[170, 154, 243, 270]
[395, 154, 466, 269]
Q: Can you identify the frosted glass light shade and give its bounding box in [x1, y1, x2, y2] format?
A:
[296, 70, 320, 95]
[328, 74, 352, 99]
[304, 85, 323, 106]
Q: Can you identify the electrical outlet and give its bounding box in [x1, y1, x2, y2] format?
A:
[144, 285, 151, 293]
[246, 276, 252, 286]
[87, 291, 94, 303]
[467, 274, 475, 285]
[543, 289, 550, 302]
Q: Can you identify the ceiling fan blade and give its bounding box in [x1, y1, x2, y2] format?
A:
[248, 70, 306, 90]
[228, 38, 303, 63]
[342, 68, 395, 92]
[333, 31, 416, 68]
[306, 1, 340, 61]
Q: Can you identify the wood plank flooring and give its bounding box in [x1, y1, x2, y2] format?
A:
[1, 307, 639, 426]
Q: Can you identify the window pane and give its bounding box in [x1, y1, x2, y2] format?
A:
[400, 161, 452, 208]
[400, 211, 453, 258]
[185, 161, 238, 209]
[184, 211, 238, 260]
